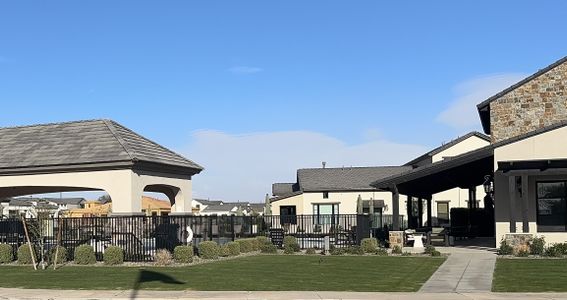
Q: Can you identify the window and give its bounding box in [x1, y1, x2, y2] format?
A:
[536, 181, 567, 232]
[323, 192, 329, 199]
[280, 206, 297, 225]
[437, 202, 449, 225]
[313, 203, 339, 225]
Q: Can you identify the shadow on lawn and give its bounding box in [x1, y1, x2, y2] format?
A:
[130, 269, 184, 299]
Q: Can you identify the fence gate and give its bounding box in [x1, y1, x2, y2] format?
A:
[355, 215, 370, 245]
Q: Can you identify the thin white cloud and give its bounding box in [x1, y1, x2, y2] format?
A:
[181, 130, 428, 202]
[436, 73, 528, 131]
[227, 66, 263, 74]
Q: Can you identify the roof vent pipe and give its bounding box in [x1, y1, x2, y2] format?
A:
[322, 161, 326, 168]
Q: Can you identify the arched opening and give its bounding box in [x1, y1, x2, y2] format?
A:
[142, 184, 181, 217]
[0, 186, 112, 218]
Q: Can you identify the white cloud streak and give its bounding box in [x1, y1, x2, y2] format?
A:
[436, 73, 528, 131]
[181, 130, 428, 202]
[227, 66, 263, 74]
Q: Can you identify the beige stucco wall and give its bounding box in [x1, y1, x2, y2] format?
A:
[271, 190, 406, 217]
[0, 169, 193, 214]
[427, 135, 490, 224]
[494, 126, 567, 245]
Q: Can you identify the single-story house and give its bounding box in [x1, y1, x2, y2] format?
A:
[270, 132, 490, 228]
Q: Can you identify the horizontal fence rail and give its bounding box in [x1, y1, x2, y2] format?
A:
[0, 214, 404, 262]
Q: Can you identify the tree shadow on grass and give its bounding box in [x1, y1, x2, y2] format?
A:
[130, 269, 185, 299]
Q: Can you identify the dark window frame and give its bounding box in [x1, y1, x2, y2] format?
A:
[323, 192, 329, 199]
[280, 205, 297, 225]
[536, 180, 567, 232]
[312, 203, 339, 225]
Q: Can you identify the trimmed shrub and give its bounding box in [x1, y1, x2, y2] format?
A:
[283, 236, 299, 250]
[48, 246, 67, 264]
[17, 244, 36, 265]
[220, 244, 231, 257]
[430, 250, 441, 257]
[74, 244, 96, 265]
[497, 240, 513, 256]
[402, 251, 412, 256]
[173, 245, 194, 263]
[154, 249, 173, 266]
[374, 248, 388, 256]
[0, 244, 14, 264]
[260, 243, 278, 254]
[347, 245, 364, 255]
[198, 241, 220, 259]
[103, 246, 124, 265]
[530, 236, 545, 256]
[305, 248, 317, 255]
[391, 245, 403, 255]
[544, 243, 567, 257]
[424, 245, 436, 255]
[361, 238, 378, 253]
[226, 242, 240, 257]
[235, 238, 257, 253]
[330, 246, 345, 256]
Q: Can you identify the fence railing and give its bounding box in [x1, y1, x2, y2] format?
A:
[0, 213, 404, 262]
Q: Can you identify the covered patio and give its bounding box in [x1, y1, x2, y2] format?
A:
[371, 145, 495, 235]
[0, 120, 203, 215]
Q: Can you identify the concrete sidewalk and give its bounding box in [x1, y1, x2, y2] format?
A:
[419, 247, 497, 293]
[1, 289, 567, 300]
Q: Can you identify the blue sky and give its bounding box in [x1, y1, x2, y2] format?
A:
[1, 1, 567, 201]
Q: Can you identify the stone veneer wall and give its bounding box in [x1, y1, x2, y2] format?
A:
[490, 60, 567, 143]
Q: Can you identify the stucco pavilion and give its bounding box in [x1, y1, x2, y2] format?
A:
[0, 119, 203, 215]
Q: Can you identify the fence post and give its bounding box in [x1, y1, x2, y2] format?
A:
[231, 215, 235, 241]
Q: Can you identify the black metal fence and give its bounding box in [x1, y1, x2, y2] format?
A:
[0, 214, 404, 262]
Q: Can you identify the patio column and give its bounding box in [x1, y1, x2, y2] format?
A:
[508, 176, 517, 233]
[392, 185, 400, 231]
[406, 196, 413, 228]
[521, 175, 529, 233]
[426, 197, 432, 227]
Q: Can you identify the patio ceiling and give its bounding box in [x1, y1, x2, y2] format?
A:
[371, 145, 494, 198]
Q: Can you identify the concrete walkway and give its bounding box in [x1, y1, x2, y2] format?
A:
[1, 289, 567, 300]
[419, 247, 497, 293]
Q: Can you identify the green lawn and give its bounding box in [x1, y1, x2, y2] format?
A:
[0, 255, 444, 292]
[493, 259, 567, 292]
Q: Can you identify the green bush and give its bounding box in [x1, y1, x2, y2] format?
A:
[283, 236, 300, 253]
[545, 243, 567, 257]
[374, 248, 388, 256]
[424, 245, 436, 255]
[173, 245, 194, 263]
[48, 246, 67, 264]
[497, 240, 513, 256]
[260, 243, 277, 254]
[402, 251, 412, 256]
[305, 248, 317, 255]
[391, 245, 402, 255]
[516, 249, 529, 257]
[74, 244, 96, 265]
[220, 244, 231, 257]
[530, 236, 545, 256]
[235, 238, 258, 253]
[226, 242, 240, 257]
[17, 244, 36, 265]
[103, 246, 124, 265]
[347, 245, 364, 255]
[198, 241, 220, 259]
[0, 244, 14, 264]
[430, 250, 441, 257]
[330, 247, 345, 256]
[361, 238, 378, 253]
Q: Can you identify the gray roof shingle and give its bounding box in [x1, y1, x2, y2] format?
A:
[0, 119, 203, 174]
[297, 166, 412, 192]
